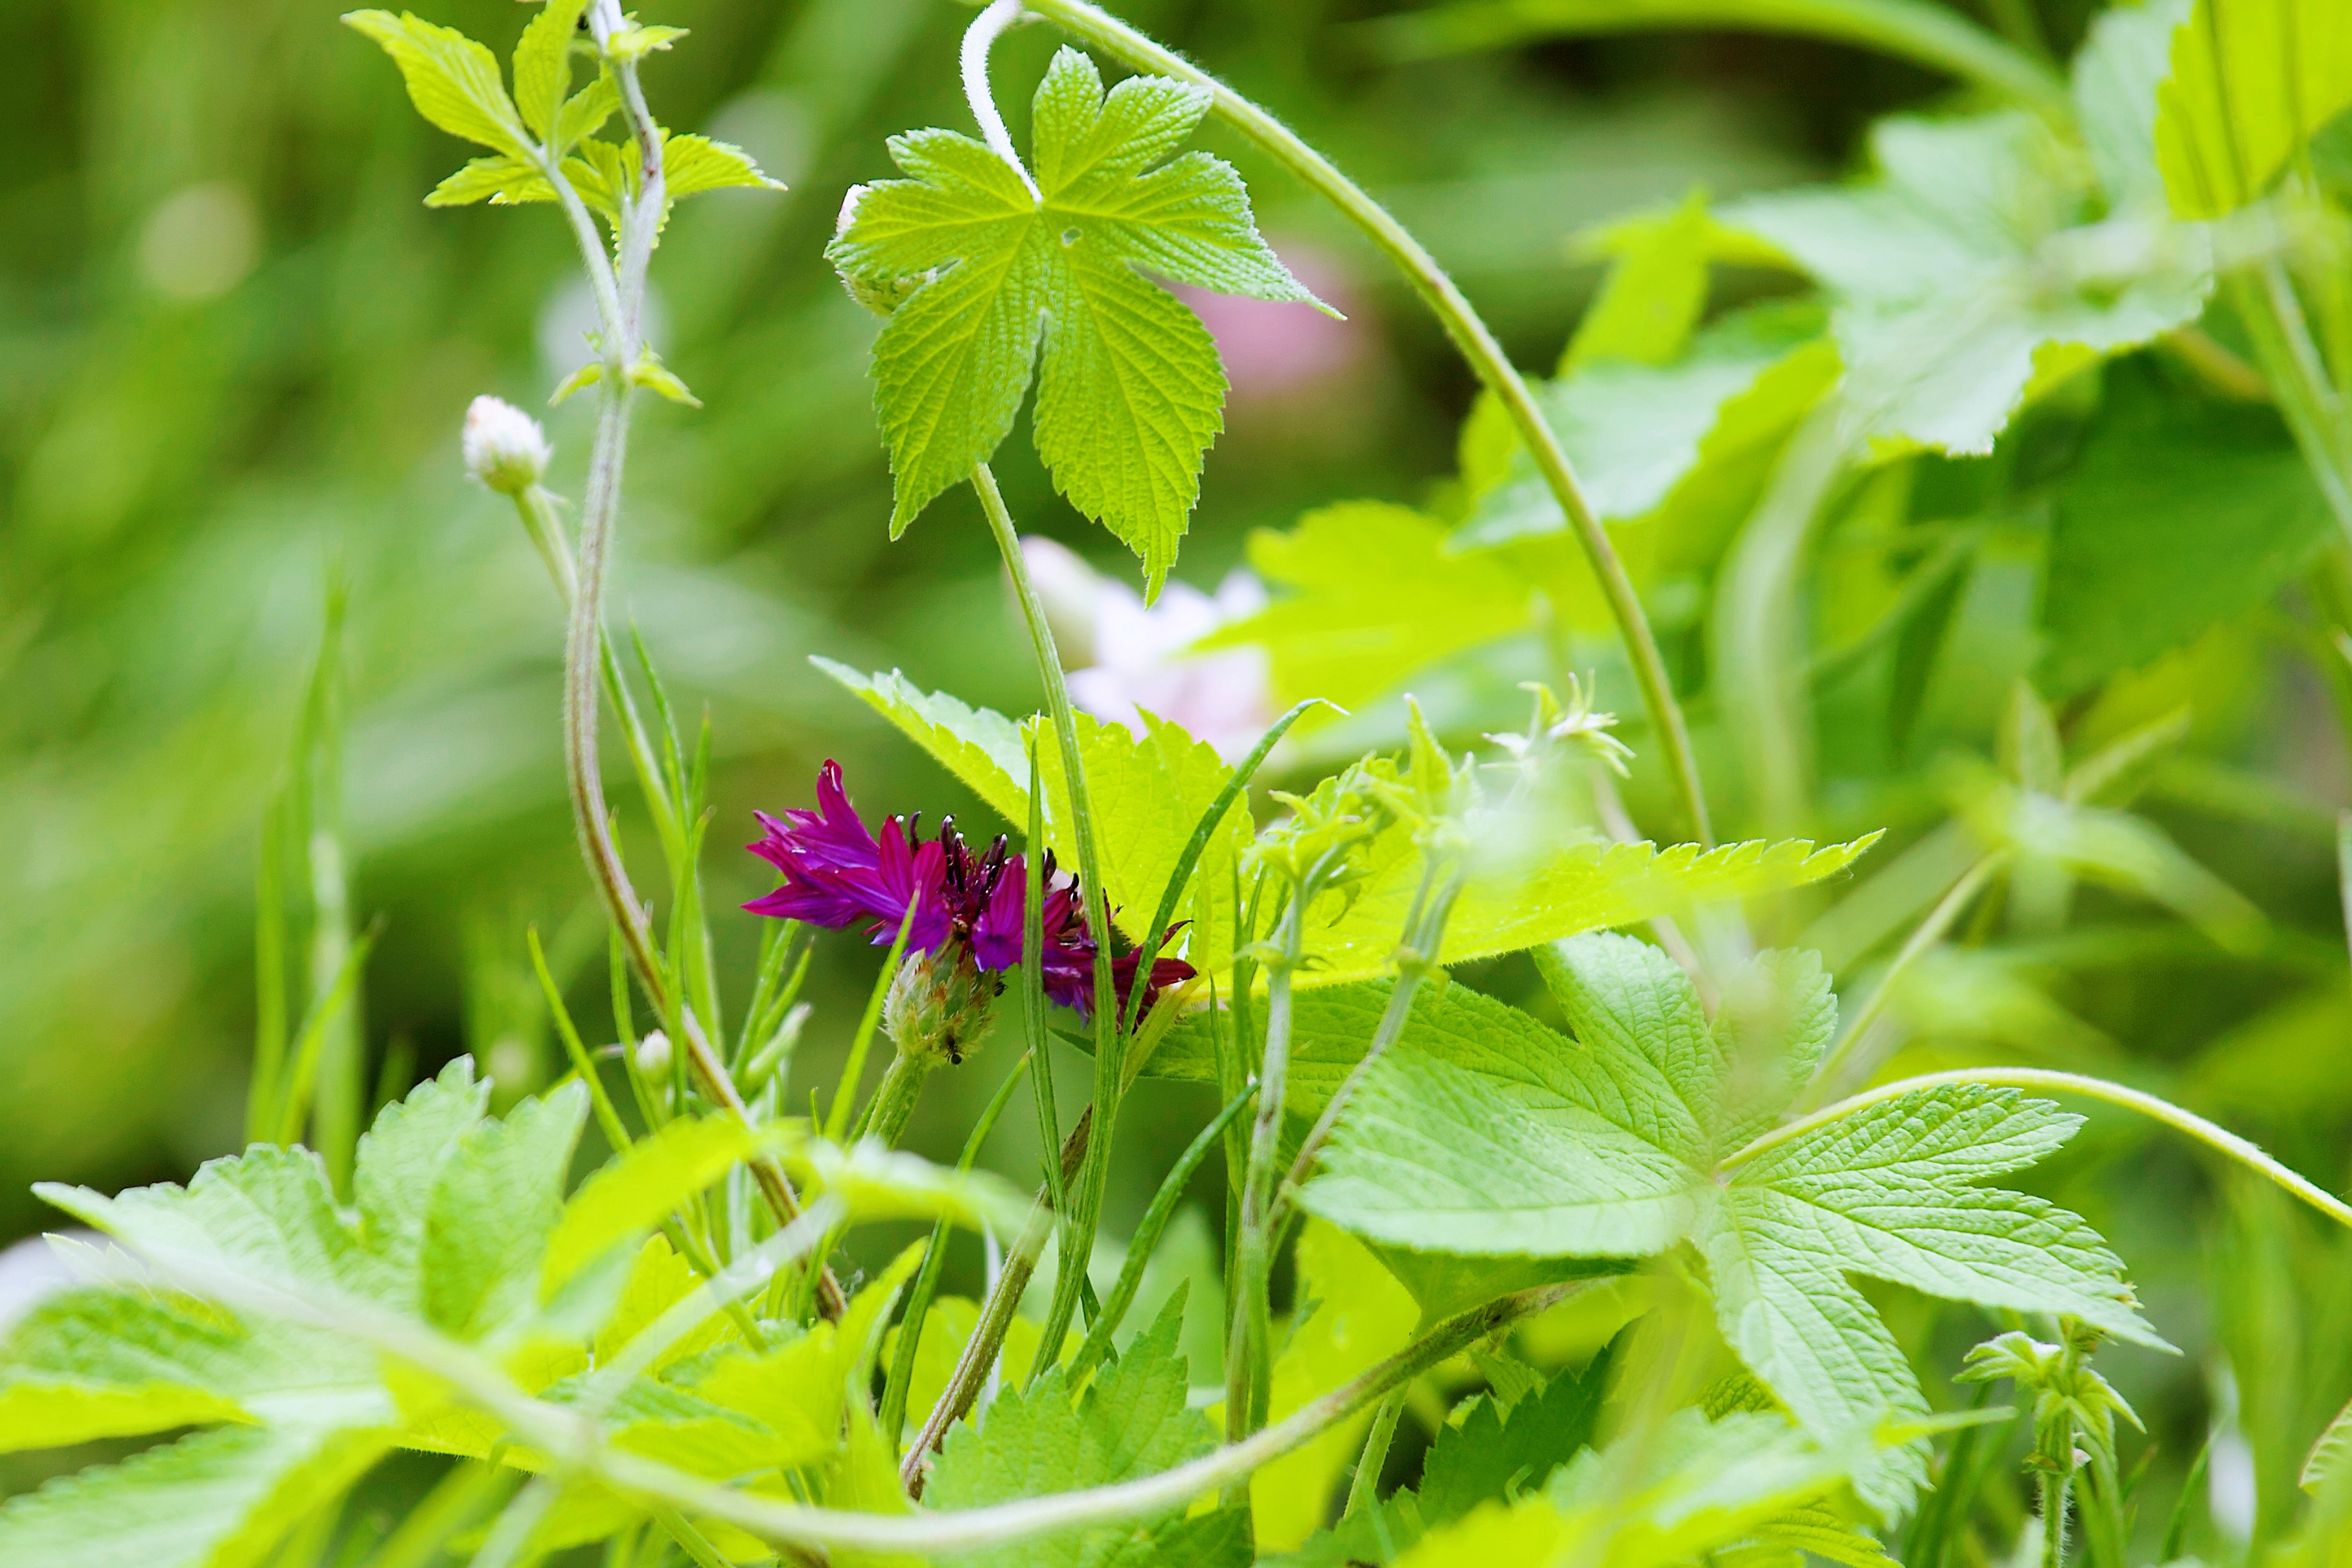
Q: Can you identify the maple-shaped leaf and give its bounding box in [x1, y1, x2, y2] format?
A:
[1299, 933, 2169, 1520]
[829, 45, 1319, 595]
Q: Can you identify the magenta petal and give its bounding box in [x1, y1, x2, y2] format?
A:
[971, 857, 1026, 972]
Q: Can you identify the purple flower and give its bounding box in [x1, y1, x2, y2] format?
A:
[747, 761, 1193, 1019]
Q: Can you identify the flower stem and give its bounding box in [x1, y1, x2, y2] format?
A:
[1344, 1389, 1407, 1519]
[857, 1051, 930, 1150]
[1013, 0, 1713, 847]
[1274, 861, 1460, 1228]
[968, 462, 1122, 1375]
[1724, 1066, 2352, 1232]
[1070, 1081, 1256, 1381]
[541, 14, 842, 1322]
[1227, 887, 1308, 1457]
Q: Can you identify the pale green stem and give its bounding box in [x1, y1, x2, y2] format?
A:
[1017, 0, 1714, 847]
[1070, 1081, 1256, 1381]
[967, 462, 1120, 1373]
[126, 1227, 1587, 1558]
[1345, 1389, 1407, 1519]
[857, 1051, 931, 1149]
[1274, 860, 1462, 1230]
[1228, 885, 1310, 1457]
[535, 25, 840, 1319]
[1712, 398, 1850, 836]
[825, 897, 919, 1142]
[1804, 850, 2008, 1102]
[1726, 1067, 2352, 1231]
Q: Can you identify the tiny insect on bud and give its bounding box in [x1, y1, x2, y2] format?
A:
[635, 1029, 672, 1076]
[461, 395, 551, 496]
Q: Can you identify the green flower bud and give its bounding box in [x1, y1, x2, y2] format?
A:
[882, 945, 999, 1068]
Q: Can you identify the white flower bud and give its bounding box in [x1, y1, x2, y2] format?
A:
[635, 1028, 672, 1077]
[462, 395, 551, 496]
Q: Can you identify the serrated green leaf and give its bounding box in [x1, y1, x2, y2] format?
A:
[1273, 1347, 1615, 1566]
[2306, 1394, 2352, 1492]
[1299, 828, 1878, 989]
[1743, 1504, 1891, 1567]
[0, 1286, 380, 1450]
[2040, 365, 2331, 696]
[928, 1292, 1225, 1566]
[540, 1114, 757, 1298]
[1302, 933, 2162, 1519]
[513, 0, 588, 141]
[556, 70, 620, 153]
[1723, 102, 2210, 455]
[2154, 0, 2352, 218]
[418, 1083, 587, 1339]
[424, 154, 551, 207]
[342, 10, 527, 157]
[813, 657, 1029, 822]
[0, 1421, 391, 1568]
[663, 132, 785, 199]
[812, 658, 1248, 943]
[1203, 502, 1534, 715]
[831, 46, 1315, 589]
[38, 1147, 397, 1306]
[354, 1057, 490, 1289]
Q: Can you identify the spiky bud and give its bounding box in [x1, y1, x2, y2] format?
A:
[882, 946, 998, 1068]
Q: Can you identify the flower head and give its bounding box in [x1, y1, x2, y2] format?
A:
[746, 762, 1192, 1020]
[461, 395, 551, 496]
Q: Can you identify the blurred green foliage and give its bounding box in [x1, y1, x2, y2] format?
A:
[10, 0, 2352, 1558]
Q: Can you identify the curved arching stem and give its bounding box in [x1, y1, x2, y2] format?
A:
[1723, 1066, 2352, 1232]
[1008, 0, 1716, 847]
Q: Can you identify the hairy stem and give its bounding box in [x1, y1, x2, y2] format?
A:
[901, 1103, 1093, 1494]
[1344, 1389, 1407, 1519]
[1727, 1066, 2352, 1230]
[1275, 862, 1460, 1228]
[1016, 0, 1714, 846]
[542, 17, 841, 1322]
[1228, 887, 1307, 1457]
[160, 1225, 1587, 1558]
[968, 462, 1121, 1374]
[1804, 849, 2008, 1103]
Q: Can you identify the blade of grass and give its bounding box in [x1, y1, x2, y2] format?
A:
[1069, 1081, 1254, 1381]
[277, 917, 386, 1147]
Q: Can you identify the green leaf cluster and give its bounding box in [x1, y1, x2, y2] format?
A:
[1299, 934, 2166, 1517]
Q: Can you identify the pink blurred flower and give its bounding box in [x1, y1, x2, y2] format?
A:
[1175, 240, 1368, 404]
[1024, 537, 1274, 762]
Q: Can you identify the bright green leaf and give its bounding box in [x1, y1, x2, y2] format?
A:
[0, 1421, 391, 1568]
[513, 0, 588, 141]
[2154, 0, 2352, 218]
[354, 1057, 490, 1289]
[1302, 933, 2163, 1517]
[1204, 502, 1534, 713]
[540, 1114, 757, 1298]
[1724, 106, 2210, 455]
[829, 46, 1315, 591]
[1562, 187, 1713, 373]
[663, 132, 787, 199]
[927, 1293, 1238, 1566]
[342, 10, 527, 157]
[424, 154, 552, 207]
[418, 1083, 588, 1339]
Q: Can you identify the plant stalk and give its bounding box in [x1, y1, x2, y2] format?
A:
[540, 13, 841, 1320]
[968, 461, 1122, 1373]
[1727, 1066, 2352, 1231]
[1016, 0, 1714, 847]
[1227, 886, 1308, 1457]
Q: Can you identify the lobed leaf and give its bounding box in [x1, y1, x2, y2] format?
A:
[831, 47, 1315, 591]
